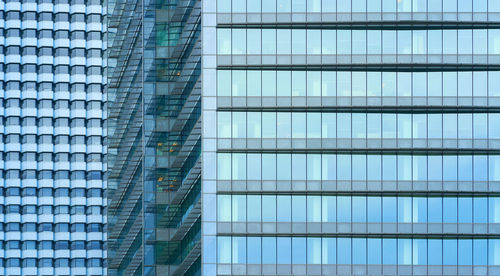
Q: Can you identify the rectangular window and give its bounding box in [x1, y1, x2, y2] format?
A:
[218, 195, 231, 222]
[262, 237, 277, 264]
[307, 0, 321, 12]
[413, 239, 427, 265]
[458, 30, 472, 55]
[474, 240, 487, 265]
[337, 196, 351, 222]
[337, 155, 351, 180]
[383, 197, 397, 222]
[352, 196, 366, 222]
[322, 196, 336, 222]
[352, 0, 366, 12]
[262, 29, 276, 54]
[292, 71, 306, 96]
[458, 197, 473, 223]
[489, 30, 500, 55]
[262, 113, 276, 138]
[367, 0, 381, 12]
[262, 0, 277, 12]
[307, 154, 321, 180]
[413, 197, 427, 223]
[337, 30, 352, 55]
[353, 238, 367, 264]
[218, 71, 231, 96]
[277, 71, 291, 96]
[352, 30, 366, 54]
[473, 30, 487, 55]
[473, 197, 487, 223]
[383, 239, 397, 264]
[217, 29, 231, 55]
[322, 30, 336, 55]
[277, 196, 291, 222]
[489, 239, 500, 265]
[232, 112, 246, 138]
[248, 0, 261, 12]
[459, 240, 472, 265]
[322, 155, 337, 181]
[232, 237, 246, 264]
[383, 0, 396, 12]
[277, 29, 291, 55]
[322, 72, 336, 96]
[307, 238, 322, 264]
[247, 237, 261, 264]
[262, 195, 276, 222]
[443, 0, 457, 12]
[277, 154, 291, 180]
[398, 30, 412, 54]
[337, 0, 351, 12]
[277, 0, 291, 12]
[428, 240, 442, 265]
[307, 196, 321, 222]
[458, 0, 472, 12]
[292, 0, 306, 12]
[307, 30, 321, 55]
[337, 72, 352, 96]
[398, 239, 412, 265]
[292, 238, 306, 264]
[232, 195, 246, 222]
[277, 238, 291, 264]
[383, 31, 397, 54]
[218, 237, 231, 263]
[368, 239, 382, 264]
[217, 0, 231, 12]
[443, 197, 458, 223]
[247, 112, 261, 138]
[367, 197, 382, 222]
[218, 154, 231, 180]
[307, 71, 321, 97]
[247, 29, 261, 55]
[262, 71, 276, 96]
[367, 31, 382, 55]
[322, 238, 336, 264]
[289, 115, 309, 136]
[428, 197, 442, 223]
[292, 196, 306, 222]
[443, 240, 458, 265]
[247, 154, 261, 180]
[233, 0, 246, 12]
[337, 238, 352, 264]
[292, 29, 306, 55]
[247, 195, 261, 222]
[352, 155, 366, 180]
[247, 71, 261, 96]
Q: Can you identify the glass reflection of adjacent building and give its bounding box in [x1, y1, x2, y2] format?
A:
[202, 0, 500, 275]
[107, 0, 201, 275]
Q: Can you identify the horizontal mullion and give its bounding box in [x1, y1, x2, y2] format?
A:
[217, 64, 500, 71]
[216, 106, 500, 114]
[215, 232, 500, 239]
[216, 190, 500, 197]
[217, 21, 500, 30]
[217, 149, 500, 155]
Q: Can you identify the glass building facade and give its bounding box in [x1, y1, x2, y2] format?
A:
[107, 0, 201, 275]
[0, 0, 106, 275]
[202, 0, 500, 275]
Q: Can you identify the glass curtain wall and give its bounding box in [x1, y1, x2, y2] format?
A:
[202, 0, 500, 275]
[0, 0, 106, 275]
[108, 0, 201, 275]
